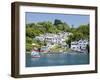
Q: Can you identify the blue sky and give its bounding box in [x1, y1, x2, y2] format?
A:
[26, 12, 89, 28]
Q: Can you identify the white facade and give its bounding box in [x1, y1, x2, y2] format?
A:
[78, 40, 88, 50]
[35, 32, 72, 46]
[71, 41, 80, 51]
[71, 40, 89, 51]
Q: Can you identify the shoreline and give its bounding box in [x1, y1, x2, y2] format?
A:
[26, 50, 88, 54]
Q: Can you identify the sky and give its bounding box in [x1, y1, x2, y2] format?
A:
[26, 12, 89, 28]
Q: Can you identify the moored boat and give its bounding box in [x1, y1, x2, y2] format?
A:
[31, 50, 40, 58]
[40, 46, 49, 53]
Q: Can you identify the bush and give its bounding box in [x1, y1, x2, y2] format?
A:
[26, 43, 32, 52]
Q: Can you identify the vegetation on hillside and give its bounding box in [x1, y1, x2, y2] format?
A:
[26, 19, 89, 52]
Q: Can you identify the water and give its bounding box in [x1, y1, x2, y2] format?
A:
[26, 51, 89, 67]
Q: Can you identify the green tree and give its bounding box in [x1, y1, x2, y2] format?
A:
[54, 19, 63, 25]
[65, 35, 73, 48]
[26, 27, 35, 38]
[77, 24, 89, 39]
[72, 32, 84, 40]
[26, 43, 32, 51]
[86, 44, 89, 53]
[26, 37, 32, 44]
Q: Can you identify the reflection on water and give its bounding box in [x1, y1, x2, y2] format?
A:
[26, 51, 89, 67]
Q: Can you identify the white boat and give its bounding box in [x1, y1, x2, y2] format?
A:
[31, 50, 40, 58]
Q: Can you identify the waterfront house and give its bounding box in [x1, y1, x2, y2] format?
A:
[71, 41, 80, 51]
[71, 40, 89, 51]
[78, 40, 88, 50]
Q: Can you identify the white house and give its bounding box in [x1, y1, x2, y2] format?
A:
[35, 34, 45, 41]
[78, 40, 88, 50]
[71, 40, 89, 51]
[71, 41, 81, 51]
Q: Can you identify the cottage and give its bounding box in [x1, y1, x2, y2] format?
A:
[71, 40, 89, 51]
[71, 41, 81, 51]
[78, 40, 88, 50]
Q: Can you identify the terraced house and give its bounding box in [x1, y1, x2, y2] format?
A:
[71, 40, 89, 52]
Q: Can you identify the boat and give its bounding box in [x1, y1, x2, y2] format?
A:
[31, 50, 40, 58]
[40, 46, 49, 53]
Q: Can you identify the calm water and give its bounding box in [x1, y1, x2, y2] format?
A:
[26, 51, 89, 67]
